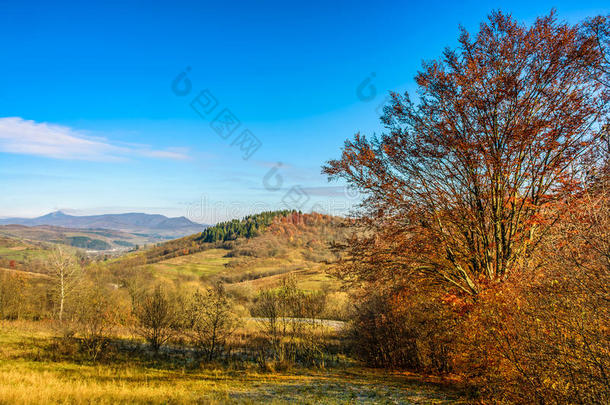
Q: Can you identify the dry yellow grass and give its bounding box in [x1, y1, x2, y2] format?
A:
[0, 321, 466, 404]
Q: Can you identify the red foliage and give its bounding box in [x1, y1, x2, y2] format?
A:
[324, 11, 607, 296]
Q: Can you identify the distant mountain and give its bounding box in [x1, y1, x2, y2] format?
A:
[0, 211, 205, 237]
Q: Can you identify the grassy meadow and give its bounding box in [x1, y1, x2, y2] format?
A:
[0, 321, 466, 404]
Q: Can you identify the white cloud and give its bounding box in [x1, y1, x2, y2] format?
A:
[0, 117, 189, 161]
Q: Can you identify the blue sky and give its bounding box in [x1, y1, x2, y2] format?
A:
[1, 0, 608, 223]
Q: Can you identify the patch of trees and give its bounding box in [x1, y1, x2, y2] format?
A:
[0, 252, 338, 369]
[112, 240, 134, 247]
[66, 236, 111, 251]
[130, 210, 301, 266]
[197, 210, 294, 243]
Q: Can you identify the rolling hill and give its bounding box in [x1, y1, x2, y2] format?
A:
[0, 210, 354, 316]
[107, 211, 353, 315]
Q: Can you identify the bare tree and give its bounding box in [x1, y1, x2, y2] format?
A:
[48, 248, 81, 321]
[132, 285, 178, 353]
[186, 282, 237, 361]
[252, 288, 283, 356]
[251, 276, 328, 366]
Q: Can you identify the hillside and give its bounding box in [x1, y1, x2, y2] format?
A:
[109, 211, 353, 315]
[0, 235, 53, 273]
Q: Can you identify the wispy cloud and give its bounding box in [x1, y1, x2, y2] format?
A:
[0, 117, 189, 161]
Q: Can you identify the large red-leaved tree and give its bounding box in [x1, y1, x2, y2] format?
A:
[324, 11, 608, 295]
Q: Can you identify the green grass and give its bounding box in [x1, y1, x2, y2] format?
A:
[0, 246, 49, 262]
[146, 249, 231, 279]
[142, 246, 342, 294]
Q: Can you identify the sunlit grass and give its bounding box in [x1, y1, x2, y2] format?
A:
[143, 247, 341, 293]
[0, 246, 48, 262]
[0, 321, 466, 404]
[0, 361, 463, 404]
[147, 249, 230, 278]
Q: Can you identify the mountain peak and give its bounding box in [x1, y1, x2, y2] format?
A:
[44, 211, 70, 218]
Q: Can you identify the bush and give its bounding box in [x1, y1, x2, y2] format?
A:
[455, 180, 610, 404]
[458, 268, 609, 404]
[185, 282, 238, 362]
[132, 286, 180, 353]
[73, 285, 120, 361]
[349, 288, 456, 373]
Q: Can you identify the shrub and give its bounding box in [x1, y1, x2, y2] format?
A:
[349, 288, 456, 373]
[73, 284, 120, 361]
[185, 282, 238, 362]
[457, 256, 609, 404]
[132, 286, 180, 353]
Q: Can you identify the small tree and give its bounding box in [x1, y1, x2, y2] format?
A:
[186, 282, 237, 361]
[252, 288, 283, 355]
[74, 284, 117, 361]
[0, 272, 26, 320]
[132, 286, 178, 353]
[48, 248, 81, 321]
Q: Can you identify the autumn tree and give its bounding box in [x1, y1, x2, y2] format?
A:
[132, 286, 178, 353]
[72, 265, 124, 361]
[186, 282, 237, 362]
[74, 284, 119, 361]
[583, 14, 610, 89]
[460, 176, 610, 404]
[324, 11, 607, 296]
[0, 272, 26, 320]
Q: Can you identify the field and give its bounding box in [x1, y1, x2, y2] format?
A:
[0, 321, 467, 404]
[0, 241, 49, 262]
[146, 248, 338, 290]
[0, 214, 465, 404]
[0, 236, 53, 274]
[146, 249, 232, 279]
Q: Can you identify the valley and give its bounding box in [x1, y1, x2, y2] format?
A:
[0, 211, 206, 253]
